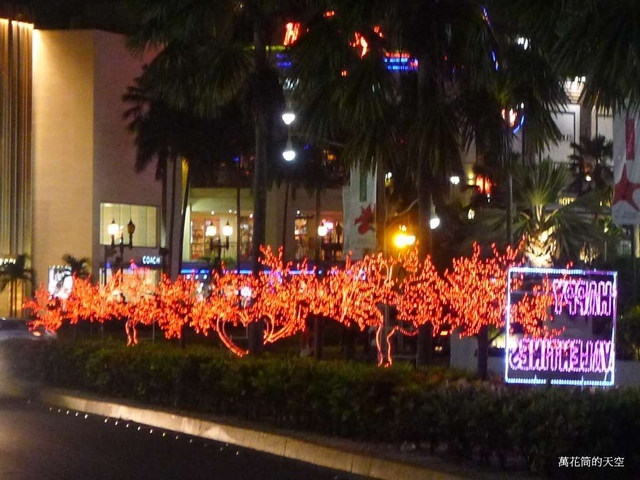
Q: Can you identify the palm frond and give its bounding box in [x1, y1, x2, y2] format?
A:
[554, 0, 640, 113]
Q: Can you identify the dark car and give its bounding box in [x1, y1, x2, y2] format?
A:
[0, 317, 57, 342]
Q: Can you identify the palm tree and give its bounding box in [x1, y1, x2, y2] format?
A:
[126, 0, 307, 278]
[468, 158, 606, 266]
[456, 1, 568, 260]
[126, 0, 311, 353]
[496, 1, 640, 116]
[389, 1, 499, 261]
[61, 254, 91, 280]
[288, 0, 501, 255]
[123, 79, 253, 278]
[552, 0, 640, 115]
[0, 254, 35, 317]
[287, 1, 506, 367]
[568, 135, 613, 197]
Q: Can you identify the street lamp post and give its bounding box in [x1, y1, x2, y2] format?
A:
[316, 222, 328, 265]
[281, 109, 296, 260]
[310, 222, 330, 360]
[104, 218, 135, 284]
[206, 221, 232, 274]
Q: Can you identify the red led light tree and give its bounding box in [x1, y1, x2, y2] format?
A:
[392, 249, 447, 366]
[247, 249, 312, 345]
[444, 244, 519, 336]
[23, 243, 563, 371]
[23, 284, 66, 332]
[189, 247, 315, 356]
[114, 269, 157, 346]
[444, 243, 559, 377]
[151, 275, 200, 342]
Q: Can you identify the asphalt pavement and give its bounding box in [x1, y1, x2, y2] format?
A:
[0, 395, 366, 480]
[0, 380, 525, 480]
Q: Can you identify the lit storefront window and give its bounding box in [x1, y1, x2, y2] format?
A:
[189, 212, 253, 264]
[100, 203, 157, 247]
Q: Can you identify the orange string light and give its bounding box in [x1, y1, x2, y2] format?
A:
[24, 244, 560, 365]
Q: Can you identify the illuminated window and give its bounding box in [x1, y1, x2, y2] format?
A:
[100, 203, 157, 247]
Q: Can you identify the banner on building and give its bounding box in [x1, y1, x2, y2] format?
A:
[612, 115, 640, 225]
[342, 165, 377, 259]
[48, 266, 73, 299]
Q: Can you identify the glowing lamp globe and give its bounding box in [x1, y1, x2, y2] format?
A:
[282, 111, 296, 125]
[283, 149, 296, 161]
[222, 222, 233, 237]
[393, 233, 408, 248]
[107, 220, 119, 237]
[283, 137, 296, 161]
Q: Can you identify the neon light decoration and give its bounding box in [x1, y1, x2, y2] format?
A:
[384, 53, 418, 71]
[474, 175, 493, 195]
[551, 278, 615, 317]
[283, 22, 301, 46]
[275, 50, 418, 72]
[505, 267, 617, 387]
[508, 338, 614, 374]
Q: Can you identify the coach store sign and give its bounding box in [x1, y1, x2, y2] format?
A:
[141, 255, 162, 266]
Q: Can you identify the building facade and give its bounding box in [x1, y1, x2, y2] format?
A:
[32, 29, 163, 289]
[0, 17, 33, 315]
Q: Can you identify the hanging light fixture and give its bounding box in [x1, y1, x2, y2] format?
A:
[282, 137, 296, 161]
[282, 111, 296, 126]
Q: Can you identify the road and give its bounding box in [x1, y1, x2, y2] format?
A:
[0, 395, 366, 480]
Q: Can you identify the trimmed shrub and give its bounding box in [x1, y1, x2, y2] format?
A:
[2, 339, 638, 475]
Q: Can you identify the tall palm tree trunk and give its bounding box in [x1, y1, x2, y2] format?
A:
[161, 160, 169, 278]
[313, 186, 323, 360]
[376, 165, 386, 252]
[10, 280, 16, 317]
[168, 158, 178, 280]
[178, 162, 191, 274]
[178, 163, 191, 349]
[416, 164, 433, 366]
[248, 20, 268, 355]
[281, 182, 289, 259]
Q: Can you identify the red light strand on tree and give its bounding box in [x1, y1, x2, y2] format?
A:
[24, 244, 560, 365]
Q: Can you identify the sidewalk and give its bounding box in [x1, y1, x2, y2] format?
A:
[3, 381, 527, 480]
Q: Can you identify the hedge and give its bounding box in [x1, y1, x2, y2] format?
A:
[2, 340, 639, 476]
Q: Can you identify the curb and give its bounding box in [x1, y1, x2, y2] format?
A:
[4, 383, 476, 480]
[39, 390, 459, 480]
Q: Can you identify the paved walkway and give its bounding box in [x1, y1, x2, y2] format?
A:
[3, 381, 527, 480]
